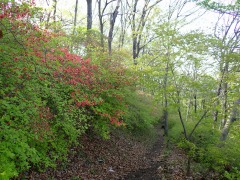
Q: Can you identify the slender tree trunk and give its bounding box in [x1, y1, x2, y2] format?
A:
[131, 0, 161, 64]
[213, 14, 234, 124]
[222, 62, 229, 128]
[97, 0, 104, 47]
[71, 0, 78, 52]
[73, 0, 78, 34]
[178, 107, 188, 139]
[45, 11, 51, 29]
[222, 82, 228, 127]
[221, 99, 240, 141]
[188, 110, 208, 139]
[202, 99, 205, 110]
[108, 0, 121, 55]
[131, 0, 138, 64]
[213, 69, 224, 123]
[118, 10, 127, 48]
[194, 94, 197, 113]
[132, 3, 145, 64]
[133, 36, 137, 63]
[53, 0, 57, 22]
[163, 61, 169, 136]
[186, 100, 191, 121]
[86, 0, 92, 30]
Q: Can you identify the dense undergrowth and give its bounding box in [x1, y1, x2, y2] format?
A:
[0, 1, 160, 179]
[167, 108, 240, 179]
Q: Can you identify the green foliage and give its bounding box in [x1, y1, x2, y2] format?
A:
[172, 113, 240, 176]
[178, 138, 204, 162]
[206, 122, 240, 171]
[123, 89, 161, 135]
[0, 129, 37, 179]
[196, 0, 240, 14]
[224, 167, 240, 180]
[70, 26, 103, 55]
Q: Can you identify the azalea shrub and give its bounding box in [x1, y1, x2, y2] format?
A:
[0, 1, 130, 179]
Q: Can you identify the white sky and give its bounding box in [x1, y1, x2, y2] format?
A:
[34, 0, 236, 35]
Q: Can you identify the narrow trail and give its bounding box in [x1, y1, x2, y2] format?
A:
[123, 127, 165, 180]
[26, 125, 194, 180]
[122, 126, 216, 180]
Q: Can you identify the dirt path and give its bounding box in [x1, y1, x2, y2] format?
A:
[121, 126, 214, 180]
[24, 125, 193, 180]
[123, 127, 165, 180]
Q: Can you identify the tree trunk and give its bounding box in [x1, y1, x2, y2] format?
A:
[178, 107, 188, 139]
[45, 11, 51, 29]
[186, 99, 191, 121]
[73, 0, 78, 33]
[132, 0, 147, 64]
[222, 81, 228, 128]
[188, 110, 208, 139]
[131, 0, 161, 64]
[108, 0, 121, 55]
[131, 0, 137, 64]
[162, 61, 169, 136]
[118, 10, 127, 48]
[222, 62, 229, 128]
[221, 99, 240, 141]
[194, 94, 197, 113]
[133, 36, 138, 64]
[53, 0, 57, 22]
[213, 67, 225, 124]
[71, 0, 79, 52]
[86, 0, 92, 30]
[97, 0, 104, 47]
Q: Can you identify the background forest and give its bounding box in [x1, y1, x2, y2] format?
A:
[1, 0, 240, 179]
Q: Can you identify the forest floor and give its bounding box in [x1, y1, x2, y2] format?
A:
[22, 125, 214, 180]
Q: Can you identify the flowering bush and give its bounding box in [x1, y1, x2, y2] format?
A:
[0, 1, 129, 178]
